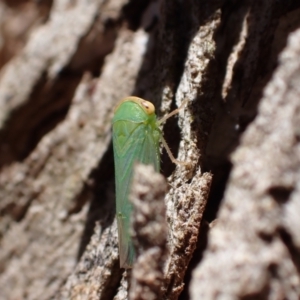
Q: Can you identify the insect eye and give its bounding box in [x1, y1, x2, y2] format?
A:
[142, 101, 149, 109]
[141, 100, 155, 115]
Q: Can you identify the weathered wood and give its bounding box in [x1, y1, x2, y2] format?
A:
[191, 26, 300, 299]
[0, 0, 300, 299]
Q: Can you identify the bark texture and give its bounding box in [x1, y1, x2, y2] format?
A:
[129, 164, 168, 300]
[0, 0, 300, 300]
[191, 24, 300, 300]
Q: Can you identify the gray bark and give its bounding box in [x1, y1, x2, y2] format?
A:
[0, 0, 299, 299]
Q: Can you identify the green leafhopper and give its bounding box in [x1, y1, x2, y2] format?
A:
[112, 96, 186, 268]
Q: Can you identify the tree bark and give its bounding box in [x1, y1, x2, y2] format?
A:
[0, 0, 300, 299]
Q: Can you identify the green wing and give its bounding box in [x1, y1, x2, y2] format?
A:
[113, 120, 160, 268]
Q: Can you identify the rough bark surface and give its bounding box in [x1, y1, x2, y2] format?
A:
[0, 0, 300, 300]
[191, 26, 300, 300]
[129, 164, 168, 300]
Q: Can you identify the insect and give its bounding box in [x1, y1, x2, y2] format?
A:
[112, 96, 187, 268]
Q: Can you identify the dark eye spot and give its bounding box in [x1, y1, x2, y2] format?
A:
[142, 101, 149, 109]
